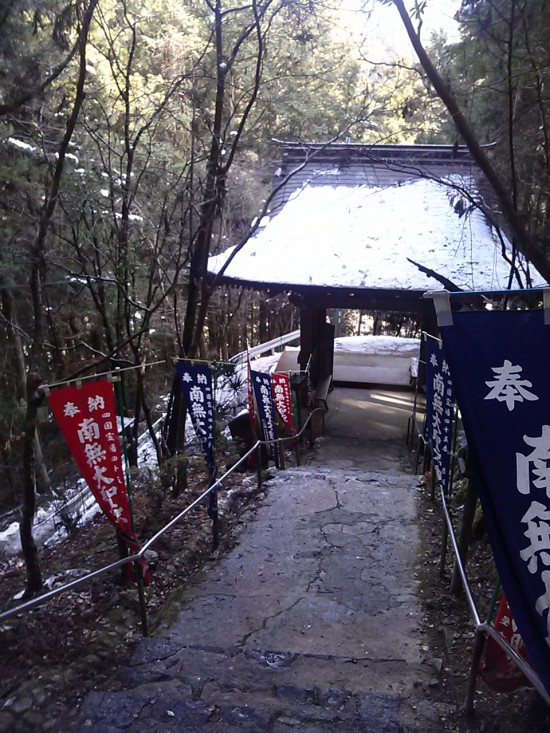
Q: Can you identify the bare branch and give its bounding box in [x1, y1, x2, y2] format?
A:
[390, 0, 550, 283]
[0, 36, 80, 117]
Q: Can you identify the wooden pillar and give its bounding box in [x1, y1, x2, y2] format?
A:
[298, 303, 328, 385]
[311, 308, 328, 386]
[259, 299, 268, 344]
[298, 304, 313, 372]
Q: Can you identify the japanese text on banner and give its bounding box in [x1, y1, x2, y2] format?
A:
[439, 307, 550, 697]
[271, 372, 295, 434]
[47, 379, 149, 583]
[251, 369, 278, 463]
[175, 362, 216, 475]
[425, 338, 455, 495]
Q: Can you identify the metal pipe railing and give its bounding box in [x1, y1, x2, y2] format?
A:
[440, 486, 481, 627]
[479, 623, 550, 703]
[0, 407, 325, 627]
[229, 330, 301, 364]
[140, 441, 259, 554]
[439, 486, 550, 711]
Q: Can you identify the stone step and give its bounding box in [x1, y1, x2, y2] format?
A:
[120, 638, 438, 697]
[73, 454, 442, 732]
[77, 687, 402, 732]
[77, 678, 442, 733]
[74, 639, 444, 732]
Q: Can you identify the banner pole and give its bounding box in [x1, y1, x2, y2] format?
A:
[210, 370, 219, 551]
[113, 370, 148, 636]
[287, 371, 295, 465]
[212, 367, 219, 548]
[440, 409, 459, 577]
[292, 369, 304, 441]
[256, 444, 263, 488]
[447, 286, 548, 298]
[447, 407, 459, 496]
[39, 358, 167, 392]
[114, 370, 136, 525]
[450, 454, 479, 596]
[407, 330, 428, 451]
[173, 356, 235, 367]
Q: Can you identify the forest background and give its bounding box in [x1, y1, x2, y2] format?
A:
[1, 0, 550, 594]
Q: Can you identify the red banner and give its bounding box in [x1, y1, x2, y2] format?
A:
[479, 593, 531, 692]
[47, 379, 148, 583]
[271, 372, 295, 434]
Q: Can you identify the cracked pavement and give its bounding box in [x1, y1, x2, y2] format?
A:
[75, 387, 444, 732]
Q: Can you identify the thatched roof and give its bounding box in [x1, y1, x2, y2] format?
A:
[207, 144, 546, 304]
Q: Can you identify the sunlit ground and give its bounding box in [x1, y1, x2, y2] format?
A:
[325, 386, 425, 441]
[355, 391, 415, 409]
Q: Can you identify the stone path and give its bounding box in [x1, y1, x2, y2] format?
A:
[76, 388, 444, 732]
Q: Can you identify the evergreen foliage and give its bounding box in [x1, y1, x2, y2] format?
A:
[450, 0, 550, 251]
[0, 0, 458, 589]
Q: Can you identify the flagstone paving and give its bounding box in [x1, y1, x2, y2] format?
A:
[73, 387, 449, 732]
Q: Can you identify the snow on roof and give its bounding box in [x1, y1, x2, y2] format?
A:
[209, 177, 547, 292]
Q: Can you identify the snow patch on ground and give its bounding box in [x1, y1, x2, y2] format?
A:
[0, 373, 250, 559]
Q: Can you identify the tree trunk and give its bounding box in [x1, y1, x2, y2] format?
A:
[259, 299, 267, 343]
[136, 369, 163, 463]
[2, 284, 51, 494]
[20, 375, 43, 596]
[19, 0, 98, 592]
[34, 432, 51, 494]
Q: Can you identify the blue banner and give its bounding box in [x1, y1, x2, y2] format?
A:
[175, 362, 215, 476]
[440, 307, 550, 695]
[425, 337, 455, 495]
[251, 369, 278, 465]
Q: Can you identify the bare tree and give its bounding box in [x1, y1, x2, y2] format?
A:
[20, 0, 99, 596]
[382, 0, 550, 283]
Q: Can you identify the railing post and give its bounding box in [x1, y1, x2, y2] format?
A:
[209, 481, 219, 550]
[212, 515, 219, 549]
[414, 435, 423, 475]
[134, 560, 148, 637]
[256, 444, 263, 488]
[308, 410, 314, 447]
[465, 629, 485, 714]
[279, 442, 285, 470]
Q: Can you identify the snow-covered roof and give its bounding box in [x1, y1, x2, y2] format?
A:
[334, 335, 420, 355]
[208, 176, 546, 293]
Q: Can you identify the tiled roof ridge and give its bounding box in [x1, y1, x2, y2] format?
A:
[273, 140, 473, 165]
